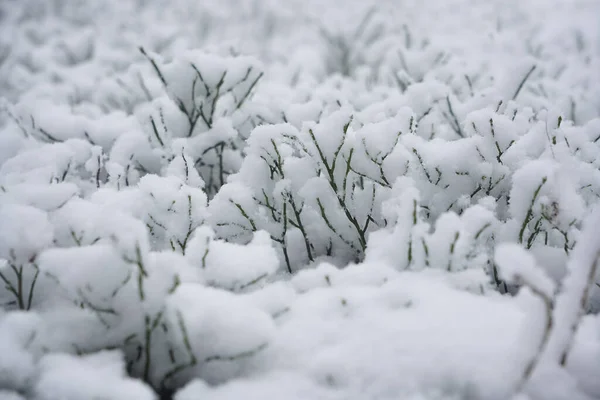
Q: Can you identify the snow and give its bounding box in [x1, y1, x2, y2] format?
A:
[541, 206, 600, 365]
[1, 0, 600, 399]
[495, 243, 556, 299]
[0, 313, 37, 392]
[165, 284, 276, 385]
[186, 228, 280, 291]
[0, 204, 54, 264]
[176, 267, 526, 400]
[34, 351, 156, 400]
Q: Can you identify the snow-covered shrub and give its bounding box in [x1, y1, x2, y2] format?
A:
[0, 194, 280, 396]
[0, 204, 54, 310]
[495, 206, 600, 397]
[0, 311, 156, 400]
[90, 170, 208, 253]
[210, 107, 366, 271]
[133, 48, 264, 197]
[365, 178, 496, 288]
[3, 47, 264, 199]
[208, 102, 503, 276]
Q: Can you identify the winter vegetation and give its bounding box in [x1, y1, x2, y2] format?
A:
[1, 0, 600, 399]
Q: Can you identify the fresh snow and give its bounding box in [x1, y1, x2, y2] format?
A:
[1, 0, 600, 399]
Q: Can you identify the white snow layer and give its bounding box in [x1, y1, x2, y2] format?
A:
[1, 0, 600, 399]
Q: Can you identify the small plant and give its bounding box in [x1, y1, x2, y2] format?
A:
[135, 48, 264, 197]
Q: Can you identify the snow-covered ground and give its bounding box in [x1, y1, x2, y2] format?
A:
[1, 0, 600, 399]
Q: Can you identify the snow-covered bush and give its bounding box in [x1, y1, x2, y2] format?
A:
[495, 206, 600, 397]
[3, 47, 264, 199]
[209, 105, 501, 275]
[0, 193, 280, 396]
